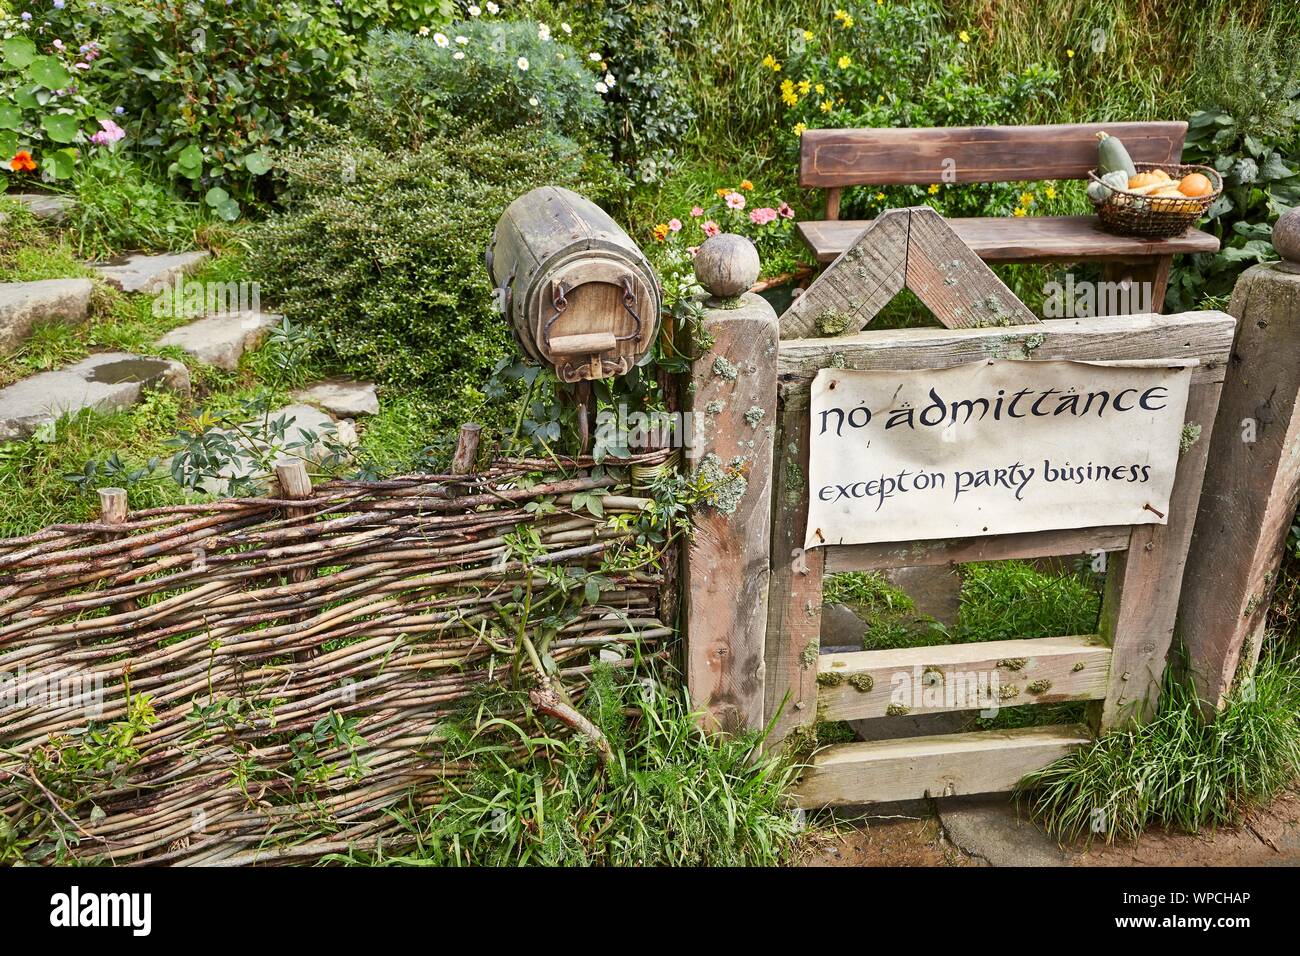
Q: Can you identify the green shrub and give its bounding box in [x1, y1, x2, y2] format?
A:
[246, 115, 618, 431]
[364, 22, 605, 137]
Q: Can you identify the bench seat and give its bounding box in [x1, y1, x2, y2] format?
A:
[798, 214, 1220, 265]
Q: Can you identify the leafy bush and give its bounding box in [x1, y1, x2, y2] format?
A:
[0, 1, 116, 180]
[246, 113, 617, 430]
[364, 21, 605, 137]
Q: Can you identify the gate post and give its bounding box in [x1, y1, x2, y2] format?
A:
[683, 236, 779, 733]
[1178, 210, 1300, 712]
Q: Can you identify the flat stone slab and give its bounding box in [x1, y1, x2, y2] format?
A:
[90, 251, 210, 295]
[936, 795, 1070, 867]
[292, 377, 379, 417]
[184, 404, 356, 496]
[0, 193, 75, 223]
[0, 278, 94, 353]
[0, 352, 190, 441]
[156, 310, 282, 370]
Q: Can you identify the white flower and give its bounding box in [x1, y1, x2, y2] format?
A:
[529, 96, 539, 106]
[455, 35, 468, 44]
[516, 56, 529, 70]
[538, 22, 550, 40]
[433, 32, 449, 47]
[595, 81, 608, 94]
[453, 50, 465, 59]
[467, 4, 480, 15]
[588, 51, 601, 62]
[417, 25, 429, 36]
[561, 22, 572, 34]
[604, 72, 616, 86]
[487, 1, 499, 13]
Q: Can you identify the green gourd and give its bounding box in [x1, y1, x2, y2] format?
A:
[1096, 131, 1137, 178]
[1087, 170, 1131, 202]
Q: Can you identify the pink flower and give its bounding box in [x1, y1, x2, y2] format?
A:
[749, 207, 778, 226]
[778, 201, 794, 219]
[89, 118, 126, 147]
[702, 220, 721, 237]
[690, 205, 704, 217]
[687, 246, 700, 256]
[724, 191, 746, 211]
[668, 218, 682, 233]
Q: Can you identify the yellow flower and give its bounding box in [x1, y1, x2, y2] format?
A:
[875, 192, 885, 201]
[841, 15, 854, 28]
[793, 122, 807, 137]
[803, 29, 814, 41]
[814, 82, 826, 95]
[837, 54, 852, 69]
[1066, 48, 1075, 58]
[762, 54, 782, 71]
[1045, 186, 1057, 200]
[797, 78, 811, 95]
[741, 180, 754, 191]
[716, 187, 729, 197]
[782, 90, 798, 106]
[653, 223, 670, 241]
[1012, 207, 1027, 217]
[1019, 191, 1034, 206]
[820, 99, 833, 113]
[928, 184, 940, 195]
[959, 30, 971, 43]
[834, 8, 847, 19]
[877, 94, 884, 103]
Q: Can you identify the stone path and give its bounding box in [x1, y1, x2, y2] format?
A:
[91, 251, 209, 294]
[0, 192, 75, 224]
[156, 310, 281, 370]
[292, 378, 379, 418]
[0, 278, 93, 353]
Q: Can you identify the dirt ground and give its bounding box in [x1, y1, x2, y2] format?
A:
[795, 785, 1300, 867]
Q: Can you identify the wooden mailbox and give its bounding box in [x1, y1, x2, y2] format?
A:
[488, 186, 660, 383]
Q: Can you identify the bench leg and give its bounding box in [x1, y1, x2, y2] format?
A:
[1102, 255, 1173, 314]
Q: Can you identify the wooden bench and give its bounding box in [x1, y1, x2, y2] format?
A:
[797, 121, 1220, 313]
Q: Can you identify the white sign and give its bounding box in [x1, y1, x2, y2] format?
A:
[804, 359, 1193, 549]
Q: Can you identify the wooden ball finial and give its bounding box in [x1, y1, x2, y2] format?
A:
[1273, 207, 1300, 273]
[694, 234, 760, 300]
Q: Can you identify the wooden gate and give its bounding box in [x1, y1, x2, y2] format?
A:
[759, 207, 1235, 806]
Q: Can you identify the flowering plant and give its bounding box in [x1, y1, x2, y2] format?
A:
[649, 178, 799, 276]
[0, 0, 116, 180]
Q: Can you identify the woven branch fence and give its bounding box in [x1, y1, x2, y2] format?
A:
[0, 448, 674, 865]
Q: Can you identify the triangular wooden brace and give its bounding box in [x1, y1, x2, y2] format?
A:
[778, 206, 1039, 338]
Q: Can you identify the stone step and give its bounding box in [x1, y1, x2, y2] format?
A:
[0, 193, 75, 224]
[0, 278, 95, 353]
[292, 378, 379, 417]
[90, 251, 210, 295]
[0, 352, 190, 441]
[155, 310, 282, 371]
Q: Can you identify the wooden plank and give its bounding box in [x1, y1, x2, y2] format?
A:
[799, 122, 1187, 187]
[798, 216, 1219, 266]
[684, 293, 780, 733]
[779, 208, 908, 339]
[1178, 263, 1300, 710]
[824, 524, 1131, 572]
[795, 724, 1092, 806]
[817, 636, 1111, 722]
[904, 206, 1038, 328]
[777, 311, 1235, 389]
[763, 388, 824, 746]
[1094, 380, 1224, 729]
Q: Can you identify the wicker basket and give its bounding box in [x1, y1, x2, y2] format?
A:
[1088, 162, 1222, 240]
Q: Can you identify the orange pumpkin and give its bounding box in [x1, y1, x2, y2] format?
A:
[1178, 172, 1214, 197]
[1128, 171, 1164, 189]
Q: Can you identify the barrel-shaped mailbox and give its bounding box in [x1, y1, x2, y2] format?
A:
[488, 186, 660, 383]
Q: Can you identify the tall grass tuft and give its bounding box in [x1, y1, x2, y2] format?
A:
[336, 665, 804, 866]
[1018, 652, 1300, 843]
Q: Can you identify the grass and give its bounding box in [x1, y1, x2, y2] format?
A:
[954, 560, 1101, 642]
[1018, 649, 1300, 844]
[332, 665, 804, 866]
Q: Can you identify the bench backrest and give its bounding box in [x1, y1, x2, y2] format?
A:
[801, 121, 1187, 218]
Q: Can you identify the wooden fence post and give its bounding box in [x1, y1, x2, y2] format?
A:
[275, 459, 316, 662]
[683, 235, 779, 733]
[1178, 211, 1300, 711]
[97, 486, 138, 618]
[451, 422, 482, 476]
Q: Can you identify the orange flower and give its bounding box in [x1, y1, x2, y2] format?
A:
[652, 223, 670, 242]
[9, 151, 37, 172]
[740, 180, 754, 191]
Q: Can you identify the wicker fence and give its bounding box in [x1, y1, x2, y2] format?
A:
[0, 449, 673, 865]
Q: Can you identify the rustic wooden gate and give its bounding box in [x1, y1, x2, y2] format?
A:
[760, 207, 1235, 806]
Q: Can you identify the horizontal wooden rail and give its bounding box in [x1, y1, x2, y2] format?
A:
[795, 723, 1092, 806]
[817, 635, 1110, 721]
[824, 525, 1130, 572]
